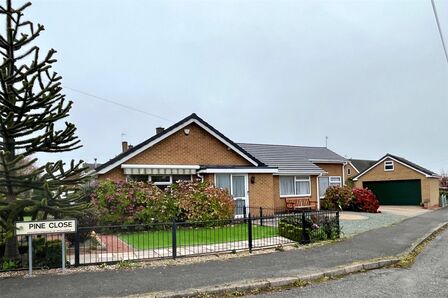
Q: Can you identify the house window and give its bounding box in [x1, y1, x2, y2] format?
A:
[384, 161, 394, 171]
[127, 175, 149, 182]
[318, 176, 342, 198]
[126, 174, 192, 186]
[347, 168, 351, 175]
[150, 175, 172, 185]
[280, 176, 311, 197]
[215, 174, 246, 197]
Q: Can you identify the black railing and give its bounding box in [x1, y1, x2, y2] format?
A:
[0, 209, 339, 271]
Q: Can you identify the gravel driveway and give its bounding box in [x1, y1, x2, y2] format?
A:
[340, 211, 406, 237]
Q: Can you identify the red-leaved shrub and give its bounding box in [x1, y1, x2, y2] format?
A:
[352, 188, 380, 213]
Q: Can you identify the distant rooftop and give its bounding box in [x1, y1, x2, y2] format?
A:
[349, 159, 377, 173]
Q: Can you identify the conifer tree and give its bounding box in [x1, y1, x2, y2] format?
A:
[0, 0, 90, 260]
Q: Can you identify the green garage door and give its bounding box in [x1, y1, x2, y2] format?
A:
[363, 180, 422, 205]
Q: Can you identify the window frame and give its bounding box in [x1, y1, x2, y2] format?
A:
[214, 173, 248, 198]
[329, 176, 342, 186]
[347, 168, 351, 175]
[384, 161, 394, 171]
[149, 175, 172, 186]
[126, 174, 193, 185]
[279, 175, 311, 198]
[318, 176, 342, 198]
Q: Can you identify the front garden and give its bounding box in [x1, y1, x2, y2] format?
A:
[1, 180, 341, 270]
[118, 223, 277, 250]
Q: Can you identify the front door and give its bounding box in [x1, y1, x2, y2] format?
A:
[231, 175, 248, 218]
[215, 174, 249, 218]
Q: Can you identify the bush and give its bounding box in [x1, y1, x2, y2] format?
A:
[170, 180, 235, 222]
[321, 186, 353, 211]
[278, 217, 304, 242]
[91, 180, 235, 225]
[278, 214, 339, 243]
[91, 180, 167, 224]
[16, 237, 64, 269]
[66, 208, 101, 243]
[352, 188, 380, 213]
[309, 227, 328, 242]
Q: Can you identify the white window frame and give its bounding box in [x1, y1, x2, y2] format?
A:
[125, 174, 150, 183]
[318, 176, 342, 198]
[329, 176, 342, 186]
[347, 168, 351, 175]
[149, 175, 173, 186]
[384, 161, 394, 171]
[280, 175, 311, 198]
[214, 174, 248, 198]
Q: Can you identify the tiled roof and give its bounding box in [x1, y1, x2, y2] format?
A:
[387, 154, 438, 176]
[237, 143, 347, 174]
[95, 114, 265, 174]
[349, 159, 377, 173]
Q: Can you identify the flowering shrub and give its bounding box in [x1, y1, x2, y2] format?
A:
[169, 180, 235, 222]
[321, 186, 353, 211]
[352, 188, 380, 213]
[91, 180, 234, 224]
[321, 186, 380, 213]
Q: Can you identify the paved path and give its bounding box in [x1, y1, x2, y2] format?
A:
[253, 225, 448, 297]
[1, 208, 447, 298]
[69, 236, 290, 265]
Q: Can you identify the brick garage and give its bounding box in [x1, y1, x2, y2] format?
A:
[353, 154, 440, 208]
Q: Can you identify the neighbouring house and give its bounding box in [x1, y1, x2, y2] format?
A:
[93, 113, 352, 215]
[348, 159, 376, 177]
[352, 154, 440, 208]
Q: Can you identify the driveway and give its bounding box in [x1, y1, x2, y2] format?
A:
[379, 205, 431, 217]
[341, 205, 432, 237]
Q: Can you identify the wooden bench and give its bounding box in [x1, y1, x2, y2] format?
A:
[285, 198, 312, 211]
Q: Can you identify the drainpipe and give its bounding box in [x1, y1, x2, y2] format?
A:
[342, 162, 347, 186]
[317, 173, 323, 210]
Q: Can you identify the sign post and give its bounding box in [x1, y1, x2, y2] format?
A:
[61, 233, 65, 272]
[15, 219, 77, 276]
[28, 235, 32, 276]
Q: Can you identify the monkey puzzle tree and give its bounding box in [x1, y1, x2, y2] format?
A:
[0, 1, 90, 260]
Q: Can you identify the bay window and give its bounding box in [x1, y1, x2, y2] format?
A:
[280, 176, 311, 197]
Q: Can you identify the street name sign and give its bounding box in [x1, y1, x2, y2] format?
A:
[14, 219, 77, 275]
[15, 219, 76, 236]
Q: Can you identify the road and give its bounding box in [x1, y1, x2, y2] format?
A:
[252, 228, 448, 298]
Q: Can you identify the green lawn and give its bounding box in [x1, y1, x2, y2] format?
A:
[118, 223, 278, 250]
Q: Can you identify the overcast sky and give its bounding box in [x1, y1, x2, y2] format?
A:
[19, 0, 448, 173]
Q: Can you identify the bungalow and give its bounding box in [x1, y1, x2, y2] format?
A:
[93, 113, 350, 214]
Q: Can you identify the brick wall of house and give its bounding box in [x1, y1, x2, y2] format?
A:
[98, 122, 252, 181]
[315, 163, 343, 177]
[248, 174, 275, 211]
[272, 175, 319, 210]
[344, 163, 358, 183]
[354, 158, 439, 208]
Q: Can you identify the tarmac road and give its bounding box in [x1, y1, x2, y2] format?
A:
[252, 228, 448, 298]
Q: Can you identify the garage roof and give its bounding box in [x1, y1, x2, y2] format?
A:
[353, 153, 440, 180]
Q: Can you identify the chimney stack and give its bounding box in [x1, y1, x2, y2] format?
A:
[156, 127, 165, 134]
[122, 141, 128, 153]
